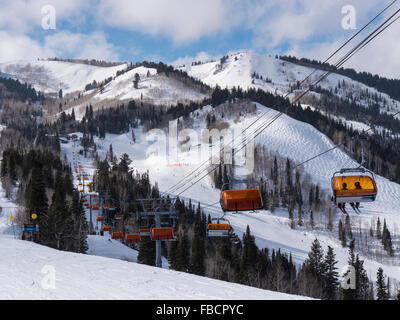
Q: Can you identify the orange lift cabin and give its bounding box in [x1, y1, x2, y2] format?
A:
[125, 233, 141, 243]
[331, 168, 378, 204]
[102, 225, 112, 232]
[96, 216, 105, 222]
[151, 227, 175, 241]
[114, 214, 124, 220]
[111, 232, 123, 240]
[220, 189, 263, 212]
[139, 228, 151, 236]
[207, 218, 232, 237]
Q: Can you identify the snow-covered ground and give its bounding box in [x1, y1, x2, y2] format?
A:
[68, 101, 400, 288]
[0, 236, 312, 300]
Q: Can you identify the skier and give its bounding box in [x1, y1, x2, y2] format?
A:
[350, 182, 362, 213]
[337, 182, 348, 214]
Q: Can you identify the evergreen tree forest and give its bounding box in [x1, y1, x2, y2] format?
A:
[1, 148, 88, 252]
[279, 55, 400, 102]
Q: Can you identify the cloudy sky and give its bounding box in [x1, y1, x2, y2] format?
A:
[0, 0, 399, 78]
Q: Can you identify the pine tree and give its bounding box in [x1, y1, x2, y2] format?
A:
[297, 203, 303, 227]
[175, 231, 190, 272]
[315, 185, 320, 210]
[71, 191, 88, 253]
[133, 73, 140, 89]
[25, 164, 49, 243]
[339, 219, 346, 247]
[347, 251, 371, 300]
[45, 171, 70, 250]
[376, 217, 382, 239]
[118, 153, 132, 173]
[382, 218, 387, 246]
[376, 268, 388, 300]
[309, 210, 314, 229]
[138, 236, 156, 266]
[323, 246, 339, 300]
[308, 185, 314, 209]
[272, 156, 278, 186]
[345, 214, 353, 239]
[168, 240, 178, 269]
[305, 238, 325, 277]
[382, 220, 394, 256]
[189, 233, 205, 276]
[298, 238, 325, 298]
[327, 208, 333, 232]
[240, 226, 258, 283]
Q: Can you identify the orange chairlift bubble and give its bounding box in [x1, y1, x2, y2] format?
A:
[111, 232, 123, 240]
[151, 227, 175, 241]
[207, 218, 232, 237]
[220, 188, 263, 212]
[125, 233, 141, 243]
[139, 228, 151, 236]
[331, 168, 378, 204]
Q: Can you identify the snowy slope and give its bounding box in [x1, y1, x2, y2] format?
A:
[92, 65, 208, 104]
[0, 237, 312, 300]
[0, 144, 309, 300]
[75, 101, 400, 286]
[0, 60, 127, 95]
[180, 51, 400, 118]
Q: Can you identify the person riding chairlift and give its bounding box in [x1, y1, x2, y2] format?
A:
[350, 181, 362, 211]
[337, 182, 347, 212]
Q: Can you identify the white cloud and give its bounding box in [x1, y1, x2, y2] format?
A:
[170, 51, 216, 67]
[0, 0, 89, 33]
[0, 0, 119, 63]
[245, 0, 400, 78]
[0, 31, 120, 63]
[97, 0, 244, 44]
[0, 32, 55, 62]
[44, 31, 120, 61]
[280, 2, 400, 79]
[343, 25, 400, 78]
[250, 0, 384, 49]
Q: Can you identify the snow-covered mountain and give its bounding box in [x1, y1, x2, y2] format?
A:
[0, 59, 128, 95]
[3, 52, 399, 124]
[179, 51, 400, 119]
[0, 59, 209, 111]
